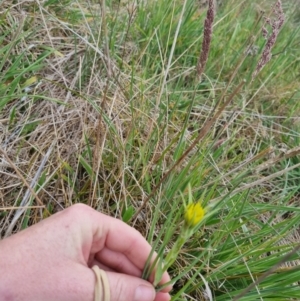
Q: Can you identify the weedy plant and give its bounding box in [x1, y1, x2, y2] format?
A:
[138, 0, 300, 300]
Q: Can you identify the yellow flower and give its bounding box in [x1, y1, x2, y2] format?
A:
[184, 203, 205, 227]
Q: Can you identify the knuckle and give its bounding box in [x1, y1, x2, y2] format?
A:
[63, 203, 92, 220]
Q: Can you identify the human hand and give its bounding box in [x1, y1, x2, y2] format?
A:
[0, 204, 171, 301]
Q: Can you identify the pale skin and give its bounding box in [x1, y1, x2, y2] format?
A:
[0, 204, 172, 301]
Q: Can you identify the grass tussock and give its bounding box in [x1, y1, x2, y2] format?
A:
[1, 0, 300, 299]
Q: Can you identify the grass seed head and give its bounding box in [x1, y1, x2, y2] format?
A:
[252, 0, 285, 79]
[196, 0, 215, 78]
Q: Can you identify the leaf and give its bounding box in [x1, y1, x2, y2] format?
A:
[122, 206, 135, 223]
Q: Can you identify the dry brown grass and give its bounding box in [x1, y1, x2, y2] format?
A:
[0, 0, 179, 239]
[0, 0, 299, 227]
[0, 0, 122, 234]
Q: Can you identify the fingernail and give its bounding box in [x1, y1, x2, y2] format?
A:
[134, 285, 155, 301]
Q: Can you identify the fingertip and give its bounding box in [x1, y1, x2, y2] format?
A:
[161, 271, 173, 292]
[105, 271, 156, 301]
[158, 284, 173, 294]
[154, 271, 172, 293]
[155, 292, 171, 301]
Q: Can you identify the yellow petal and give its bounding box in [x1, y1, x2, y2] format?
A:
[184, 203, 205, 227]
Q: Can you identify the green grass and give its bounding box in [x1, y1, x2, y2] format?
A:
[1, 0, 300, 300]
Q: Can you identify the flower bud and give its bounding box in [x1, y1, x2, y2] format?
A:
[184, 203, 205, 227]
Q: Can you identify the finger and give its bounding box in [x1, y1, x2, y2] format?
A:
[91, 212, 153, 270]
[61, 204, 172, 291]
[90, 213, 172, 291]
[94, 249, 172, 293]
[94, 248, 172, 293]
[155, 292, 171, 301]
[88, 207, 172, 289]
[95, 248, 142, 277]
[84, 264, 171, 301]
[105, 270, 158, 301]
[89, 259, 115, 272]
[70, 266, 168, 301]
[62, 204, 151, 270]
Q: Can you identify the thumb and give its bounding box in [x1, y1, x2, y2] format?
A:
[106, 271, 155, 301]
